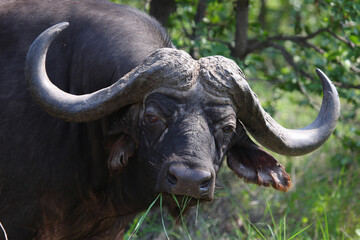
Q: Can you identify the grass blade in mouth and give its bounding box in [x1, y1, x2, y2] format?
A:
[195, 199, 200, 226]
[129, 193, 161, 239]
[0, 222, 8, 240]
[172, 194, 192, 240]
[160, 194, 170, 240]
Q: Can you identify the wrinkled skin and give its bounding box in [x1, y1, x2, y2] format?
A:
[104, 82, 291, 218]
[138, 90, 236, 214]
[103, 89, 236, 214]
[1, 0, 338, 239]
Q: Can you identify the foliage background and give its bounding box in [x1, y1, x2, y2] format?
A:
[112, 0, 360, 239]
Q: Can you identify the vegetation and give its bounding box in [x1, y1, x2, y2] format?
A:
[112, 0, 360, 239]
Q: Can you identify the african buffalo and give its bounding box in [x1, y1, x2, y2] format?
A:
[0, 0, 340, 239]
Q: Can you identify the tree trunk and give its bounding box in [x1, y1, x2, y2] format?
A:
[189, 0, 208, 59]
[149, 0, 176, 26]
[232, 0, 249, 59]
[258, 0, 266, 29]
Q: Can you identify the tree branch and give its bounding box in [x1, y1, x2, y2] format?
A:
[350, 65, 360, 74]
[332, 82, 360, 90]
[326, 29, 356, 49]
[207, 38, 232, 49]
[269, 43, 320, 109]
[246, 28, 328, 56]
[247, 39, 360, 90]
[176, 15, 192, 39]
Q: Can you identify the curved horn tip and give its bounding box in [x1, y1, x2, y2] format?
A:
[40, 22, 69, 37]
[316, 68, 332, 85]
[315, 68, 323, 75]
[56, 22, 70, 28]
[52, 22, 70, 32]
[315, 68, 339, 92]
[28, 22, 70, 52]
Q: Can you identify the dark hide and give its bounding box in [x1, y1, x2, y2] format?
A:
[0, 0, 290, 239]
[0, 1, 172, 239]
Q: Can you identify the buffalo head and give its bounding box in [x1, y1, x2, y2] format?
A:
[25, 23, 340, 216]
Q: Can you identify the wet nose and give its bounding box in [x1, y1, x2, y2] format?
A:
[166, 164, 214, 199]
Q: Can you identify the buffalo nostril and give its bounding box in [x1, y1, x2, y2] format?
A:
[167, 172, 178, 185]
[199, 179, 211, 190]
[166, 164, 214, 199]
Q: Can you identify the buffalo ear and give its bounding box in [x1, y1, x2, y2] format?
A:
[102, 105, 140, 175]
[105, 134, 135, 174]
[226, 137, 291, 191]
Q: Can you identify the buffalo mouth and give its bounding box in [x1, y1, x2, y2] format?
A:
[160, 192, 211, 219]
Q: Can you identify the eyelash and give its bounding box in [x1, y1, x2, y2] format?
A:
[222, 125, 235, 134]
[145, 113, 160, 124]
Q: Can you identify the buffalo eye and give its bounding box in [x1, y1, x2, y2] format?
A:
[222, 125, 235, 134]
[145, 113, 159, 124]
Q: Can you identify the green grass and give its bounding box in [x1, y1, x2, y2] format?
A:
[124, 81, 360, 239]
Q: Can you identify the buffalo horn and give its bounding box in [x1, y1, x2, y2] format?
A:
[235, 69, 340, 156]
[25, 23, 197, 122]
